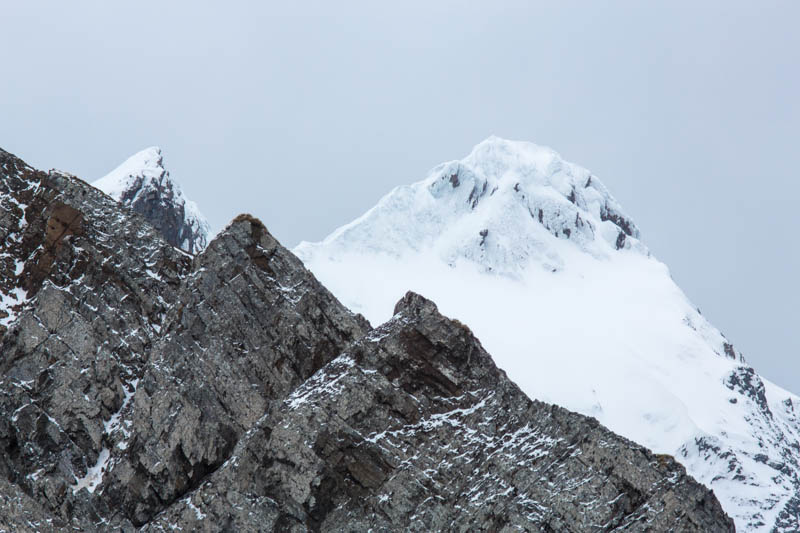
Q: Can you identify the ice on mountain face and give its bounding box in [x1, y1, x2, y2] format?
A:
[298, 136, 643, 279]
[295, 136, 800, 532]
[93, 147, 211, 254]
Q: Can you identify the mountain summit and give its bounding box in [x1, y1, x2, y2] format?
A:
[297, 136, 643, 278]
[93, 147, 211, 254]
[296, 136, 800, 532]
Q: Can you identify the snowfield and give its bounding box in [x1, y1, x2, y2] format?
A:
[296, 136, 800, 532]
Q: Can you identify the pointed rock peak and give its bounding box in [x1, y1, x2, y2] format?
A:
[204, 213, 279, 264]
[217, 213, 275, 246]
[92, 147, 211, 254]
[229, 212, 269, 234]
[383, 291, 484, 381]
[393, 291, 439, 317]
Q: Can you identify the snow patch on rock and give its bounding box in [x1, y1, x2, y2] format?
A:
[72, 448, 110, 494]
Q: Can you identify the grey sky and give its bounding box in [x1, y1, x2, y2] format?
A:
[2, 1, 799, 391]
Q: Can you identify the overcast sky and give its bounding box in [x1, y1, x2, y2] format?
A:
[2, 1, 799, 391]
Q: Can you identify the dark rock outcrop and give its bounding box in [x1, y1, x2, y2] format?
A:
[102, 214, 369, 525]
[0, 148, 734, 531]
[0, 147, 193, 531]
[142, 291, 734, 532]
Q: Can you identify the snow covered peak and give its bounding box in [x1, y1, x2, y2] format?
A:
[297, 137, 642, 276]
[93, 146, 165, 200]
[93, 147, 211, 254]
[459, 135, 576, 185]
[296, 138, 800, 531]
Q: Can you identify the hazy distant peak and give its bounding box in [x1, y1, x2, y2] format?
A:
[93, 146, 165, 199]
[93, 147, 211, 254]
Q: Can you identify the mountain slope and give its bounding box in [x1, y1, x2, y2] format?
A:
[0, 146, 733, 531]
[143, 291, 732, 532]
[296, 136, 800, 532]
[0, 147, 193, 530]
[93, 147, 211, 254]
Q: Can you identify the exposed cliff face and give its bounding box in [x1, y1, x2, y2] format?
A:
[102, 214, 370, 526]
[0, 147, 192, 531]
[0, 147, 733, 531]
[93, 147, 211, 254]
[142, 292, 732, 532]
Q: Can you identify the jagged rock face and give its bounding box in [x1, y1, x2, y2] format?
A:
[0, 147, 733, 531]
[142, 292, 733, 532]
[0, 476, 63, 532]
[102, 215, 370, 525]
[0, 148, 192, 530]
[93, 147, 211, 254]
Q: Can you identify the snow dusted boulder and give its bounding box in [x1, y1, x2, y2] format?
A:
[296, 136, 800, 532]
[93, 147, 211, 254]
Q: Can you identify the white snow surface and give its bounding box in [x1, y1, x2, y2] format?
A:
[295, 137, 800, 532]
[0, 286, 27, 329]
[71, 448, 110, 494]
[92, 147, 211, 253]
[93, 147, 167, 202]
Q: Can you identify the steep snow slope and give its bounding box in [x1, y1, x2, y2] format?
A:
[93, 147, 211, 253]
[296, 137, 800, 532]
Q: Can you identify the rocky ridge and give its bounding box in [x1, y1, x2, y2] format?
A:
[0, 147, 733, 531]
